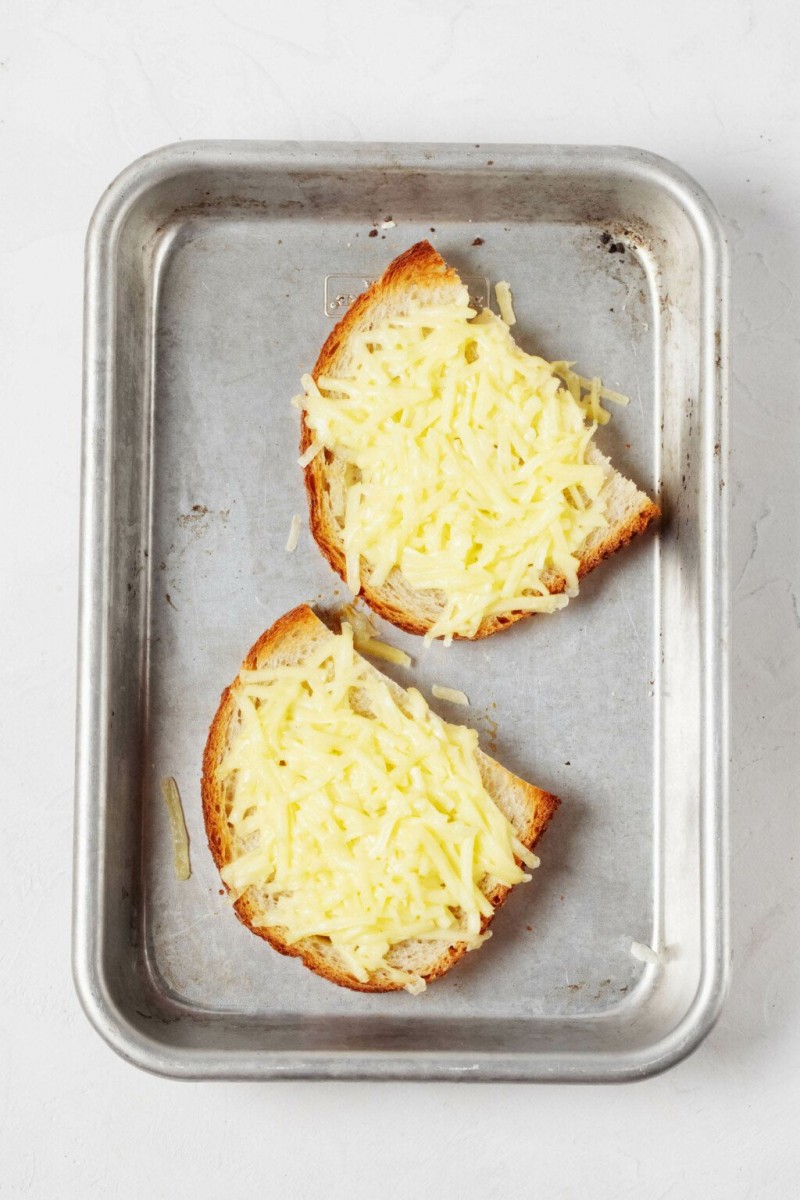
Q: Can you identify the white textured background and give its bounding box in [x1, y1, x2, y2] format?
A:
[1, 1, 798, 1195]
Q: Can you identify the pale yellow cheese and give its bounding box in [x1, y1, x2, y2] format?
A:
[285, 514, 302, 553]
[495, 280, 516, 326]
[298, 439, 323, 467]
[160, 776, 191, 881]
[216, 624, 536, 991]
[302, 295, 628, 642]
[341, 605, 412, 666]
[352, 635, 412, 667]
[432, 685, 469, 706]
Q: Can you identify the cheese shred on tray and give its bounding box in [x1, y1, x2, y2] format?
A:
[215, 622, 537, 992]
[300, 292, 629, 642]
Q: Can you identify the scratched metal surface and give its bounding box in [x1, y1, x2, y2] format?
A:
[74, 142, 728, 1080]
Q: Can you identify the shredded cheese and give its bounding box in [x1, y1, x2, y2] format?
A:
[217, 624, 536, 990]
[285, 514, 302, 553]
[341, 602, 377, 640]
[551, 362, 630, 427]
[432, 685, 469, 706]
[160, 776, 191, 880]
[298, 440, 323, 468]
[353, 635, 412, 667]
[630, 940, 661, 965]
[495, 280, 516, 326]
[341, 605, 412, 666]
[300, 290, 628, 642]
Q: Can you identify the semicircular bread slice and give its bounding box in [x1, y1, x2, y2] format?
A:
[301, 241, 659, 640]
[202, 604, 559, 993]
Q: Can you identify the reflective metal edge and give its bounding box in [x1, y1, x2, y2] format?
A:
[73, 141, 729, 1081]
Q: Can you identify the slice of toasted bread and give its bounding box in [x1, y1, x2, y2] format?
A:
[202, 604, 559, 993]
[301, 240, 660, 640]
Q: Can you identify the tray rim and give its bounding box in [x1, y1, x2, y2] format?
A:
[73, 139, 729, 1082]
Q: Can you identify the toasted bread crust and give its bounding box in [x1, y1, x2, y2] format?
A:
[202, 605, 560, 992]
[301, 240, 659, 639]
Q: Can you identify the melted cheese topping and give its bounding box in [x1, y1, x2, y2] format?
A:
[301, 294, 627, 641]
[216, 624, 536, 990]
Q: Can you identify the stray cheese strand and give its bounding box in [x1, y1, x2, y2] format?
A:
[341, 604, 412, 667]
[495, 280, 516, 326]
[352, 635, 411, 668]
[432, 685, 469, 706]
[216, 624, 536, 991]
[285, 514, 302, 552]
[301, 298, 628, 642]
[160, 776, 191, 881]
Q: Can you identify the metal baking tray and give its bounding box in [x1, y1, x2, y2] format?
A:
[74, 141, 729, 1081]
